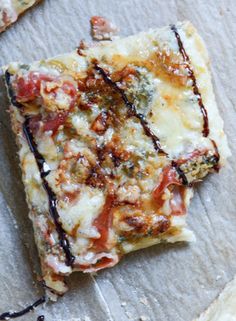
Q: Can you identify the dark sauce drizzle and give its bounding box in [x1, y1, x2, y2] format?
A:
[170, 24, 209, 137]
[23, 117, 75, 266]
[94, 64, 167, 155]
[0, 296, 45, 320]
[211, 139, 220, 171]
[172, 160, 188, 186]
[5, 71, 22, 109]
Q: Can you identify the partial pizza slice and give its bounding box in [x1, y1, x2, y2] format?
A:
[194, 276, 236, 321]
[0, 0, 41, 33]
[3, 21, 230, 297]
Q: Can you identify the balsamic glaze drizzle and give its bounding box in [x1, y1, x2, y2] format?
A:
[23, 117, 75, 266]
[170, 25, 209, 137]
[5, 71, 22, 109]
[211, 139, 220, 171]
[0, 296, 45, 320]
[95, 64, 167, 155]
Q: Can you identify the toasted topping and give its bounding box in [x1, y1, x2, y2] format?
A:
[93, 194, 116, 251]
[117, 184, 140, 205]
[40, 79, 77, 112]
[91, 111, 110, 135]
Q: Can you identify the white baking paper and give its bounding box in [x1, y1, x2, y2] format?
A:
[0, 0, 236, 320]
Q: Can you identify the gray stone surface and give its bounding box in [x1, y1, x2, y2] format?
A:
[0, 0, 235, 320]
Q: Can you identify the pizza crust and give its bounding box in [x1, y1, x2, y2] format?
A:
[0, 0, 41, 33]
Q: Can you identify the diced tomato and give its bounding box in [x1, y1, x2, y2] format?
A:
[43, 112, 69, 133]
[15, 72, 53, 102]
[90, 111, 109, 135]
[93, 194, 116, 251]
[27, 112, 69, 135]
[44, 80, 77, 97]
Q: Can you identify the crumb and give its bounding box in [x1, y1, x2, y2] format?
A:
[77, 40, 89, 56]
[216, 275, 222, 281]
[90, 16, 119, 41]
[139, 316, 150, 321]
[219, 8, 224, 16]
[121, 301, 127, 307]
[125, 311, 133, 319]
[139, 296, 149, 307]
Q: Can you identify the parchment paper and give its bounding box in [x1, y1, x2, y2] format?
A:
[0, 0, 236, 320]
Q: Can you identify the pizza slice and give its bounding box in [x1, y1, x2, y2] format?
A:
[3, 21, 230, 297]
[0, 0, 41, 33]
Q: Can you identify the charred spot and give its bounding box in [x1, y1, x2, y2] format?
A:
[78, 101, 93, 111]
[124, 216, 147, 233]
[111, 153, 122, 167]
[112, 66, 137, 83]
[122, 161, 135, 177]
[77, 79, 87, 92]
[97, 137, 130, 168]
[120, 214, 171, 240]
[151, 215, 170, 235]
[86, 165, 106, 188]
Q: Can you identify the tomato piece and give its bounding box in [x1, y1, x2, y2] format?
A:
[90, 111, 109, 135]
[93, 194, 115, 251]
[15, 72, 53, 102]
[91, 16, 105, 26]
[153, 165, 181, 208]
[153, 165, 187, 215]
[43, 112, 69, 133]
[170, 185, 186, 215]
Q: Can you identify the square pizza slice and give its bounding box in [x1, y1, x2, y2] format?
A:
[4, 21, 230, 297]
[0, 0, 41, 33]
